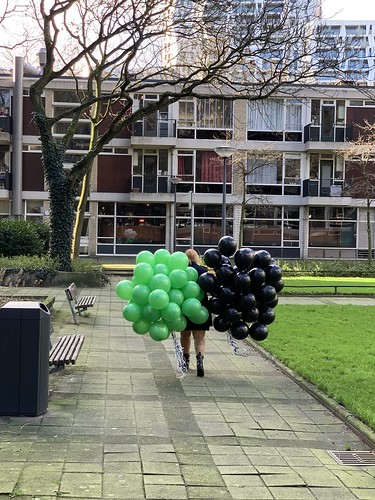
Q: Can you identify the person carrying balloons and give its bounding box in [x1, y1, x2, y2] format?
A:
[180, 249, 212, 377]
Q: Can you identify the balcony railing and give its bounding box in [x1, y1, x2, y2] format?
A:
[0, 115, 12, 134]
[302, 179, 349, 197]
[131, 119, 176, 138]
[304, 123, 353, 143]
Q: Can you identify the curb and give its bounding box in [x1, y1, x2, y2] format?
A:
[245, 339, 375, 450]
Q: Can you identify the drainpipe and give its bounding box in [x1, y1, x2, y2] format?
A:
[11, 56, 24, 217]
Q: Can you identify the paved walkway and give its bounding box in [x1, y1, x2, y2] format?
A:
[0, 282, 375, 499]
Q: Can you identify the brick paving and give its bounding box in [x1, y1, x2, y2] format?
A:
[0, 282, 375, 499]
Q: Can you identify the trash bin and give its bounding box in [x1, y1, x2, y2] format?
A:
[0, 301, 50, 416]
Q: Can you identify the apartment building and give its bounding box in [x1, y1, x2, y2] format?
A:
[0, 70, 374, 262]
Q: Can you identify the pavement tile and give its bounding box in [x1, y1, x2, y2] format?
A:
[145, 484, 187, 499]
[60, 471, 102, 498]
[103, 472, 144, 498]
[1, 285, 375, 499]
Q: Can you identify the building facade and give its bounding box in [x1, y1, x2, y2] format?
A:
[0, 72, 374, 262]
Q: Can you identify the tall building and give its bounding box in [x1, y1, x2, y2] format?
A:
[0, 71, 375, 261]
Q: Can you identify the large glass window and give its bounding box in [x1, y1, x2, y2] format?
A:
[247, 154, 301, 195]
[309, 207, 356, 248]
[248, 99, 302, 141]
[178, 98, 233, 139]
[97, 202, 166, 254]
[243, 205, 299, 248]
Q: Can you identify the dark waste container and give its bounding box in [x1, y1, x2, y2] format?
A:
[0, 301, 50, 416]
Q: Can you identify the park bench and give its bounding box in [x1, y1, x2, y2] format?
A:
[49, 334, 85, 368]
[65, 282, 96, 325]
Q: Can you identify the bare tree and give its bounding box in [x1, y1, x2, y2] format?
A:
[0, 0, 353, 270]
[339, 121, 375, 263]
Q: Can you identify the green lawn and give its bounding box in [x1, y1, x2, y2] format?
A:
[262, 304, 375, 430]
[282, 276, 375, 295]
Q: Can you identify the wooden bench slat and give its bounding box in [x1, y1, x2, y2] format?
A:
[49, 335, 85, 368]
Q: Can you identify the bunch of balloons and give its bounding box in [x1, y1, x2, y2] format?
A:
[198, 236, 283, 342]
[116, 249, 210, 341]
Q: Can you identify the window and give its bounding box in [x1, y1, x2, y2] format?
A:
[197, 99, 232, 129]
[248, 99, 302, 141]
[243, 205, 299, 248]
[309, 207, 356, 248]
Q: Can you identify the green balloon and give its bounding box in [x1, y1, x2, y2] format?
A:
[150, 273, 171, 293]
[181, 297, 201, 317]
[116, 280, 135, 301]
[169, 251, 189, 270]
[136, 250, 156, 267]
[123, 302, 142, 322]
[197, 288, 205, 301]
[148, 289, 169, 310]
[131, 284, 150, 306]
[168, 288, 184, 306]
[133, 262, 154, 284]
[149, 321, 170, 341]
[185, 266, 199, 282]
[142, 304, 162, 323]
[161, 302, 182, 322]
[166, 314, 187, 332]
[154, 248, 171, 266]
[132, 319, 151, 335]
[190, 306, 209, 325]
[181, 281, 200, 299]
[169, 269, 188, 289]
[153, 263, 170, 275]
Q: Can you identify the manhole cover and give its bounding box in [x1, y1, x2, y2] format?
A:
[328, 451, 375, 466]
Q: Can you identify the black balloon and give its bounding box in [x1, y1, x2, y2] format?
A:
[256, 284, 277, 305]
[214, 315, 231, 332]
[265, 264, 283, 284]
[234, 247, 255, 270]
[221, 256, 231, 266]
[216, 265, 236, 286]
[258, 306, 275, 325]
[230, 321, 249, 340]
[249, 267, 266, 288]
[249, 322, 269, 341]
[225, 307, 242, 323]
[242, 308, 259, 323]
[234, 271, 252, 293]
[240, 292, 257, 311]
[207, 297, 222, 314]
[253, 250, 272, 269]
[267, 296, 279, 308]
[203, 248, 223, 269]
[218, 236, 237, 257]
[273, 279, 284, 293]
[219, 286, 236, 305]
[198, 272, 219, 294]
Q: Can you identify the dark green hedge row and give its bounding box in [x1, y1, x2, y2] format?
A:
[0, 220, 50, 257]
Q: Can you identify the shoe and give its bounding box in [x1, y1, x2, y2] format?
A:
[183, 353, 190, 371]
[196, 353, 204, 377]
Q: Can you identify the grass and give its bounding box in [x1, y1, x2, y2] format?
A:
[282, 276, 375, 295]
[262, 304, 375, 430]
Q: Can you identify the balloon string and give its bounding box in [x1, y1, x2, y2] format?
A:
[227, 332, 251, 357]
[172, 332, 188, 378]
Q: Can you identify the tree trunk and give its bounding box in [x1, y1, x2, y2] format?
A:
[34, 113, 76, 271]
[366, 198, 372, 264]
[72, 169, 92, 259]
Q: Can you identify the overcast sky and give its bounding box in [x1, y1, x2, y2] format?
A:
[322, 0, 375, 20]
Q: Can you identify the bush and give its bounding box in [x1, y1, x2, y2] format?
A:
[31, 222, 50, 254]
[0, 219, 45, 257]
[279, 259, 375, 277]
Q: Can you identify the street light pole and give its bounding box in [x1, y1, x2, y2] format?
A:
[214, 147, 235, 238]
[170, 176, 181, 252]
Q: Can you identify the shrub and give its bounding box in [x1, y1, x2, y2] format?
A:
[0, 219, 44, 257]
[31, 222, 50, 254]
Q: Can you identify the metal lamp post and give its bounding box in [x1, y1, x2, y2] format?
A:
[170, 176, 181, 252]
[214, 147, 235, 237]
